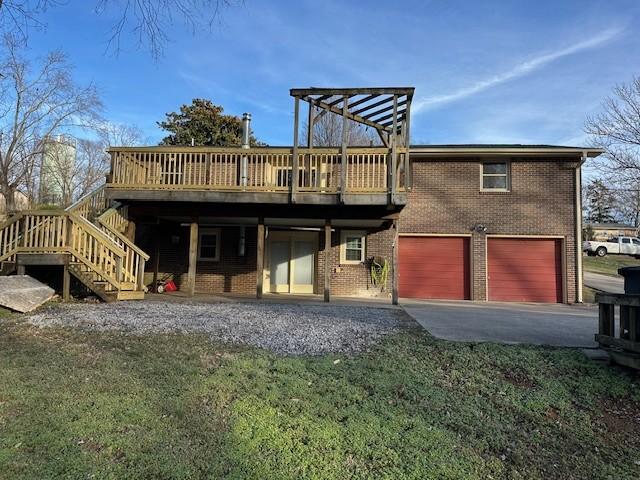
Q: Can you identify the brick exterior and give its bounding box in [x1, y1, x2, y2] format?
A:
[399, 158, 578, 302]
[135, 156, 579, 302]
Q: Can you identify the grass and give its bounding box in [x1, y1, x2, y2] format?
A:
[0, 316, 639, 479]
[582, 286, 600, 304]
[583, 254, 640, 277]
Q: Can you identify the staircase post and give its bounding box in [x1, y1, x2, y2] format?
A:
[138, 258, 146, 291]
[115, 256, 123, 285]
[62, 262, 70, 301]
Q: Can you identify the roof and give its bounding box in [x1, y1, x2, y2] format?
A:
[409, 144, 604, 158]
[586, 223, 637, 230]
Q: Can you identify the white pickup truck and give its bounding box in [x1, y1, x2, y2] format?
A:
[583, 236, 640, 257]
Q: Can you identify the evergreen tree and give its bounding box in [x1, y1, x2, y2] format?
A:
[584, 179, 615, 223]
[157, 99, 263, 147]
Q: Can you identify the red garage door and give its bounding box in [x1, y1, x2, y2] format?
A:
[399, 236, 470, 300]
[487, 238, 562, 303]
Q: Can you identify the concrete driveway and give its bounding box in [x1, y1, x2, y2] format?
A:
[402, 300, 598, 347]
[584, 271, 624, 293]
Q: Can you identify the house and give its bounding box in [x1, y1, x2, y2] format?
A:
[0, 87, 603, 304]
[585, 222, 637, 241]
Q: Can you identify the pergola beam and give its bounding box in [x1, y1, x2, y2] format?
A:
[291, 87, 414, 96]
[316, 94, 377, 121]
[305, 96, 392, 132]
[362, 99, 408, 120]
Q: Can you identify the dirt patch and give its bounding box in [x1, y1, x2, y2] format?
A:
[501, 368, 537, 389]
[599, 397, 640, 437]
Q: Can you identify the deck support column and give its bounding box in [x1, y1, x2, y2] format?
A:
[392, 218, 399, 305]
[187, 221, 198, 296]
[256, 218, 265, 299]
[62, 263, 70, 301]
[340, 95, 348, 203]
[152, 226, 160, 291]
[291, 97, 300, 203]
[324, 219, 331, 302]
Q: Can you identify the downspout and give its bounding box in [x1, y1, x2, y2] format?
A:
[575, 154, 586, 303]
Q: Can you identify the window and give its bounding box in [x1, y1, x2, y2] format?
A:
[198, 228, 221, 261]
[481, 161, 510, 191]
[340, 230, 366, 264]
[633, 239, 640, 246]
[622, 238, 631, 244]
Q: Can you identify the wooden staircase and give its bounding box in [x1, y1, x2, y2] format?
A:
[0, 186, 149, 302]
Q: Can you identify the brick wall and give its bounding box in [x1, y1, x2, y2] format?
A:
[141, 224, 257, 295]
[317, 227, 394, 298]
[399, 158, 578, 302]
[136, 156, 578, 302]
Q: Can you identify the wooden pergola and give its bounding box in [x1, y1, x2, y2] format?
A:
[289, 88, 415, 305]
[289, 87, 415, 202]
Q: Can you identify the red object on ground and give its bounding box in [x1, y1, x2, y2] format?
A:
[163, 280, 177, 292]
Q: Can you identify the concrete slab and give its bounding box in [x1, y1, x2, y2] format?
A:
[0, 275, 55, 313]
[402, 299, 598, 348]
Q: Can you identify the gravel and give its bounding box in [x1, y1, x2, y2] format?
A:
[25, 300, 407, 355]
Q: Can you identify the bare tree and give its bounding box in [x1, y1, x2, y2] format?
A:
[98, 121, 145, 147]
[585, 76, 640, 183]
[303, 109, 379, 147]
[585, 76, 640, 228]
[0, 1, 238, 60]
[0, 35, 102, 212]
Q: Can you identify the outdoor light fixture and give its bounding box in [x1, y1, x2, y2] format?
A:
[473, 224, 488, 233]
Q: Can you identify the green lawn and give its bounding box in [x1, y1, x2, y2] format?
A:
[0, 317, 639, 479]
[583, 254, 640, 277]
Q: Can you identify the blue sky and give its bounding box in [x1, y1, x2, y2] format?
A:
[25, 0, 640, 146]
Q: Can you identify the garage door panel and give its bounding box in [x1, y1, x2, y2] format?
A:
[399, 236, 470, 300]
[488, 238, 562, 303]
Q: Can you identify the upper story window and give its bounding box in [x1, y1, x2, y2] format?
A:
[198, 228, 221, 261]
[340, 230, 366, 264]
[481, 161, 510, 192]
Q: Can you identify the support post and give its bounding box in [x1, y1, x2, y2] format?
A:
[404, 97, 412, 189]
[152, 230, 160, 291]
[392, 218, 399, 305]
[340, 95, 348, 203]
[307, 101, 315, 147]
[138, 259, 146, 291]
[187, 221, 198, 296]
[291, 97, 300, 203]
[390, 95, 398, 203]
[324, 219, 331, 302]
[62, 263, 70, 301]
[256, 219, 265, 299]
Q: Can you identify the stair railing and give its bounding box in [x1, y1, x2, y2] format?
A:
[66, 185, 109, 221]
[0, 213, 24, 262]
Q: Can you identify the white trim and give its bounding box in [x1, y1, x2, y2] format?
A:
[198, 227, 221, 262]
[340, 230, 366, 264]
[480, 159, 511, 192]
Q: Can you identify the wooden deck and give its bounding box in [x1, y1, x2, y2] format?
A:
[106, 146, 408, 205]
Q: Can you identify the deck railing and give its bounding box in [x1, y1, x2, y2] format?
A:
[107, 147, 406, 194]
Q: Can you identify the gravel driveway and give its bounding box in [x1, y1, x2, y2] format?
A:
[26, 301, 407, 355]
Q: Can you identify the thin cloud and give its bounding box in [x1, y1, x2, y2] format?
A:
[413, 26, 624, 113]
